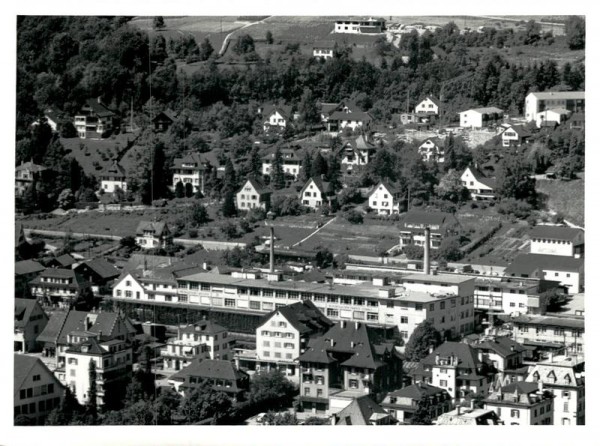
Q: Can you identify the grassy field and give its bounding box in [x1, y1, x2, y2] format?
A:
[462, 222, 531, 266]
[61, 132, 138, 178]
[468, 42, 584, 68]
[536, 177, 585, 227]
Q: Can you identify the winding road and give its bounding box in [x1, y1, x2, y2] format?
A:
[218, 16, 274, 56]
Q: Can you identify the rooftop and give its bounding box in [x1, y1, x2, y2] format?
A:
[529, 91, 585, 100]
[529, 225, 584, 242]
[505, 253, 584, 275]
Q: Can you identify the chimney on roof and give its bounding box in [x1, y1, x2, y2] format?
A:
[424, 227, 431, 275]
[269, 226, 275, 273]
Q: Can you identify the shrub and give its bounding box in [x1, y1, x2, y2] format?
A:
[343, 210, 363, 224]
[188, 229, 198, 238]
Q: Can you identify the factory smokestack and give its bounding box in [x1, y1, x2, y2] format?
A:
[424, 226, 431, 275]
[269, 226, 275, 273]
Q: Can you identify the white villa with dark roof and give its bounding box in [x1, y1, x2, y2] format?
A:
[418, 137, 444, 163]
[338, 134, 378, 173]
[171, 152, 206, 194]
[236, 177, 271, 210]
[99, 160, 128, 193]
[458, 107, 504, 129]
[461, 166, 496, 200]
[261, 146, 305, 179]
[500, 124, 532, 147]
[313, 41, 336, 59]
[368, 181, 402, 215]
[74, 98, 116, 139]
[299, 177, 335, 209]
[135, 221, 172, 249]
[415, 96, 440, 115]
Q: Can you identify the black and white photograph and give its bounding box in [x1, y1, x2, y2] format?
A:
[6, 2, 594, 444]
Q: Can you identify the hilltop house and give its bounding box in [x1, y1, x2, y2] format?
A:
[461, 166, 496, 200]
[14, 298, 49, 353]
[15, 161, 47, 196]
[236, 177, 272, 211]
[458, 107, 504, 129]
[338, 134, 378, 173]
[500, 124, 532, 148]
[14, 354, 65, 425]
[334, 17, 386, 34]
[368, 181, 402, 215]
[99, 161, 128, 193]
[418, 138, 445, 163]
[74, 98, 116, 139]
[313, 41, 336, 59]
[171, 152, 207, 195]
[524, 91, 585, 122]
[529, 226, 584, 258]
[135, 221, 172, 250]
[415, 96, 440, 116]
[399, 210, 458, 250]
[299, 177, 335, 209]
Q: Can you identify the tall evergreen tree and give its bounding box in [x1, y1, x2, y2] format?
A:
[271, 147, 285, 189]
[326, 153, 342, 192]
[310, 152, 328, 179]
[245, 146, 262, 178]
[151, 142, 168, 200]
[199, 38, 214, 61]
[222, 158, 237, 193]
[69, 158, 82, 193]
[222, 190, 237, 217]
[300, 151, 312, 183]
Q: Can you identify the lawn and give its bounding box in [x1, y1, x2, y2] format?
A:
[536, 177, 585, 227]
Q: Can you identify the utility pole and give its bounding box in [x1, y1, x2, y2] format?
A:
[148, 40, 154, 204]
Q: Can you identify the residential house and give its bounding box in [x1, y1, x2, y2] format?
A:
[168, 358, 250, 400]
[236, 177, 272, 211]
[261, 146, 305, 179]
[500, 124, 532, 148]
[152, 109, 177, 132]
[31, 108, 61, 132]
[64, 332, 133, 407]
[15, 161, 47, 196]
[524, 91, 585, 122]
[484, 381, 553, 425]
[505, 253, 584, 293]
[507, 314, 584, 356]
[161, 320, 231, 371]
[135, 220, 172, 250]
[333, 395, 396, 425]
[338, 134, 378, 173]
[529, 225, 584, 258]
[327, 110, 373, 132]
[415, 96, 440, 116]
[568, 112, 585, 131]
[410, 342, 494, 403]
[313, 41, 335, 59]
[36, 309, 136, 370]
[298, 321, 403, 413]
[74, 98, 117, 139]
[460, 166, 496, 200]
[398, 210, 458, 250]
[368, 181, 402, 215]
[99, 161, 128, 193]
[14, 354, 64, 425]
[535, 108, 571, 128]
[262, 104, 294, 132]
[14, 298, 49, 353]
[299, 177, 335, 209]
[44, 253, 77, 269]
[381, 383, 452, 424]
[472, 336, 526, 374]
[29, 268, 91, 308]
[526, 355, 585, 425]
[334, 17, 386, 34]
[236, 300, 334, 383]
[458, 107, 504, 129]
[74, 258, 121, 291]
[436, 406, 503, 425]
[15, 260, 45, 298]
[418, 137, 445, 163]
[171, 152, 207, 195]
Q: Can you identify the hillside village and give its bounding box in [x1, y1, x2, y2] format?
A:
[14, 15, 585, 426]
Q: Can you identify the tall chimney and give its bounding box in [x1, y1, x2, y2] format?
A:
[269, 226, 275, 273]
[424, 226, 431, 275]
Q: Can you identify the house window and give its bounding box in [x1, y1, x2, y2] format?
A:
[304, 387, 310, 396]
[224, 298, 236, 307]
[511, 409, 520, 418]
[327, 309, 339, 317]
[349, 379, 358, 389]
[440, 380, 447, 387]
[367, 313, 379, 321]
[400, 316, 408, 324]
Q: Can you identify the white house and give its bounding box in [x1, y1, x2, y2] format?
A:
[313, 42, 335, 59]
[334, 17, 386, 34]
[484, 382, 554, 425]
[399, 211, 458, 250]
[461, 166, 496, 200]
[415, 96, 440, 115]
[326, 111, 373, 132]
[74, 98, 116, 139]
[299, 177, 335, 209]
[500, 124, 532, 148]
[261, 147, 305, 179]
[99, 161, 127, 193]
[529, 226, 584, 258]
[418, 138, 444, 163]
[535, 108, 571, 128]
[135, 221, 172, 250]
[338, 134, 378, 173]
[368, 181, 402, 215]
[171, 152, 206, 194]
[505, 253, 584, 294]
[262, 105, 294, 132]
[459, 107, 504, 129]
[236, 177, 271, 211]
[524, 91, 585, 122]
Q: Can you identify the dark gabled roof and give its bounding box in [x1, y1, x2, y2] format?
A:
[329, 111, 373, 122]
[65, 336, 108, 356]
[172, 152, 207, 171]
[335, 395, 391, 425]
[15, 260, 45, 276]
[55, 254, 77, 267]
[402, 210, 455, 227]
[498, 381, 539, 395]
[463, 166, 496, 189]
[135, 221, 169, 237]
[319, 102, 343, 116]
[170, 358, 248, 383]
[368, 181, 402, 198]
[81, 99, 116, 118]
[29, 268, 89, 289]
[387, 382, 446, 400]
[238, 176, 271, 196]
[301, 177, 333, 195]
[99, 160, 127, 179]
[505, 253, 584, 275]
[75, 258, 121, 280]
[153, 109, 177, 123]
[461, 107, 503, 115]
[15, 161, 47, 173]
[418, 137, 443, 148]
[262, 104, 293, 120]
[503, 124, 531, 139]
[529, 225, 583, 242]
[313, 41, 336, 49]
[261, 300, 333, 336]
[421, 342, 481, 371]
[14, 354, 58, 394]
[180, 320, 228, 336]
[15, 298, 44, 329]
[417, 95, 441, 108]
[474, 337, 526, 357]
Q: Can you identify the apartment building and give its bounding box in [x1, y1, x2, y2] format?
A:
[525, 355, 585, 425]
[261, 147, 306, 179]
[507, 314, 584, 356]
[484, 381, 553, 425]
[524, 91, 585, 122]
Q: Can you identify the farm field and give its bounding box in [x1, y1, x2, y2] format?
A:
[462, 222, 531, 266]
[536, 176, 585, 227]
